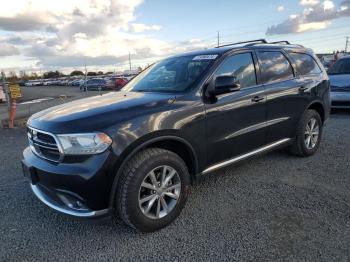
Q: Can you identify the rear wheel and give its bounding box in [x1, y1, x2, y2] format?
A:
[115, 148, 190, 232]
[288, 109, 323, 157]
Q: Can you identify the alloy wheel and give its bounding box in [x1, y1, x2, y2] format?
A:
[138, 165, 181, 219]
[304, 117, 319, 149]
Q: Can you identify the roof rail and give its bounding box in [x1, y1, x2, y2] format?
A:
[216, 39, 267, 48]
[269, 41, 290, 45]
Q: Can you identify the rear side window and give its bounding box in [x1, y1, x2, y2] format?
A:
[289, 52, 321, 75]
[257, 51, 294, 84]
[214, 52, 257, 88]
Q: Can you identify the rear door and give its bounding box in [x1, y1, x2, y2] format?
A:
[256, 49, 309, 143]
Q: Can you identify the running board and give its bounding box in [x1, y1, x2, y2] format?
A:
[202, 138, 291, 175]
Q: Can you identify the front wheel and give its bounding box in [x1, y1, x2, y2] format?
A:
[115, 148, 190, 232]
[288, 109, 323, 157]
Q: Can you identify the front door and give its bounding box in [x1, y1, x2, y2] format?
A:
[204, 52, 267, 167]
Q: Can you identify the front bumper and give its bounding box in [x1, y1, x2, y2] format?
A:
[30, 183, 111, 217]
[22, 146, 117, 218]
[330, 91, 350, 108]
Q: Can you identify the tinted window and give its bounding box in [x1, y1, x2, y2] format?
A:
[258, 51, 294, 84]
[289, 52, 321, 75]
[328, 58, 350, 75]
[124, 55, 215, 93]
[214, 53, 257, 88]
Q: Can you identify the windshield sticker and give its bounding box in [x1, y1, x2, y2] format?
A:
[193, 55, 218, 60]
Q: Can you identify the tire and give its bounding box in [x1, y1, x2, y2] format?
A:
[288, 109, 323, 157]
[115, 148, 190, 232]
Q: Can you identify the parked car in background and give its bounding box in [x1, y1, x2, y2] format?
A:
[24, 80, 42, 87]
[18, 80, 27, 86]
[80, 78, 113, 91]
[22, 39, 330, 232]
[113, 77, 129, 90]
[328, 55, 350, 108]
[0, 84, 6, 103]
[73, 79, 85, 87]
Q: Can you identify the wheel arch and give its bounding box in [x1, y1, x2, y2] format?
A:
[307, 101, 326, 123]
[108, 134, 199, 208]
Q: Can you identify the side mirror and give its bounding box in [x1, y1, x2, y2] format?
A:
[210, 75, 241, 96]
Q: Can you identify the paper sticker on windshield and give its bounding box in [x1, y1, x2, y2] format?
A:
[193, 55, 218, 60]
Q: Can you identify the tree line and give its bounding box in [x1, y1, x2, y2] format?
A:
[5, 70, 114, 82]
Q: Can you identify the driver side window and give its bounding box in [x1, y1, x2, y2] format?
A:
[214, 52, 257, 88]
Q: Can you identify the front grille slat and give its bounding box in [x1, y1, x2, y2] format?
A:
[27, 127, 62, 163]
[32, 139, 58, 149]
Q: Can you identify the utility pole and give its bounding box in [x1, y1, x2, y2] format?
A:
[217, 31, 220, 47]
[345, 36, 349, 54]
[129, 52, 132, 71]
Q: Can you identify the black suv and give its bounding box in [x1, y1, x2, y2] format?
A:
[22, 39, 330, 232]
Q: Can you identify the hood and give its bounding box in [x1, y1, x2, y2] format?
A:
[28, 91, 175, 133]
[329, 74, 350, 88]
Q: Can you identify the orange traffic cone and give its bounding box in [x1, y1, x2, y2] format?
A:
[9, 99, 16, 128]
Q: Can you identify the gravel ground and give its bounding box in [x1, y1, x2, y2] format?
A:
[0, 111, 349, 261]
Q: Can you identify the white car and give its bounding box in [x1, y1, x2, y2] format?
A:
[0, 85, 6, 102]
[328, 55, 350, 108]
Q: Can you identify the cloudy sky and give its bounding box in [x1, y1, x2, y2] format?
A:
[0, 0, 349, 74]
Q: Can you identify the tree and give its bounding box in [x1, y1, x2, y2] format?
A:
[97, 71, 103, 75]
[30, 72, 38, 79]
[43, 70, 63, 79]
[8, 71, 18, 82]
[87, 72, 97, 76]
[19, 70, 28, 80]
[70, 70, 84, 76]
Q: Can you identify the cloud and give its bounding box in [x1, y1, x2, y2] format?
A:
[277, 5, 285, 12]
[0, 43, 20, 56]
[300, 0, 320, 6]
[323, 0, 335, 10]
[130, 23, 162, 33]
[0, 0, 175, 70]
[37, 55, 123, 67]
[0, 15, 51, 31]
[267, 0, 350, 35]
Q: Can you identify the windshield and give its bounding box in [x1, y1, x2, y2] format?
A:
[123, 55, 217, 93]
[328, 58, 350, 75]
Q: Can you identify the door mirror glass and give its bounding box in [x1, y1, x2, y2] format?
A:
[212, 75, 240, 95]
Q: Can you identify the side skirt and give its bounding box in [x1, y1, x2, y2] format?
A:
[201, 138, 291, 175]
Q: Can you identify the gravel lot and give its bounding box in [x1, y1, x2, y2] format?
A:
[0, 111, 349, 261]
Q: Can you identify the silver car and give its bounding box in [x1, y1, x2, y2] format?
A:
[328, 55, 350, 108]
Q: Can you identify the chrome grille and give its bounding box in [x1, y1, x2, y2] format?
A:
[27, 127, 62, 162]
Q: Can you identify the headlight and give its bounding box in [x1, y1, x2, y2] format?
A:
[57, 133, 112, 155]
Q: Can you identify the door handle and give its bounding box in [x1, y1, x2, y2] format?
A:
[251, 96, 264, 103]
[298, 86, 308, 92]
